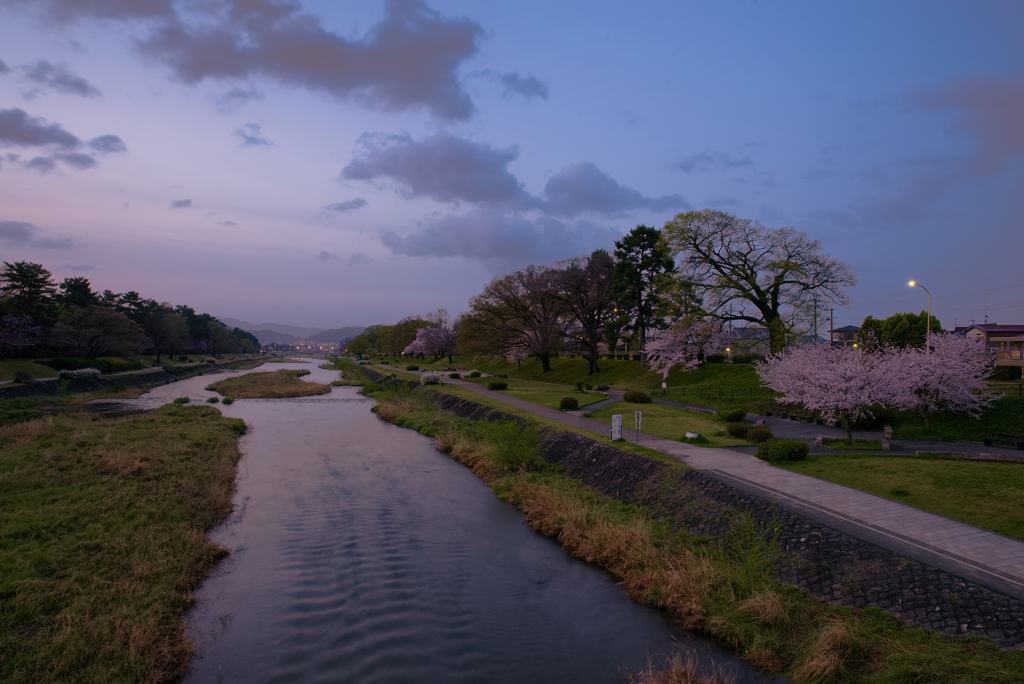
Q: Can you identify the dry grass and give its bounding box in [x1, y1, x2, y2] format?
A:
[0, 405, 246, 683]
[792, 619, 867, 683]
[623, 649, 730, 684]
[206, 369, 331, 398]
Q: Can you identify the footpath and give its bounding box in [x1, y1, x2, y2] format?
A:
[438, 375, 1024, 603]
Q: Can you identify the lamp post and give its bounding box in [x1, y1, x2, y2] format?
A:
[908, 280, 931, 344]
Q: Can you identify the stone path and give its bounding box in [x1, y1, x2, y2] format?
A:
[443, 377, 1024, 601]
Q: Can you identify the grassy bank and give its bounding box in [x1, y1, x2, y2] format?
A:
[0, 405, 246, 683]
[585, 402, 752, 448]
[361, 379, 1024, 683]
[206, 369, 330, 398]
[463, 376, 607, 411]
[777, 454, 1024, 541]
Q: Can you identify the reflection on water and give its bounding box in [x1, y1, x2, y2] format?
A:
[129, 362, 774, 683]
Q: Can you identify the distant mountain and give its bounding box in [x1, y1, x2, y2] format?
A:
[246, 329, 301, 344]
[220, 318, 325, 339]
[306, 326, 365, 343]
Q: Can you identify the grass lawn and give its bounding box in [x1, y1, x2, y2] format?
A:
[777, 454, 1024, 540]
[0, 404, 246, 683]
[206, 369, 331, 398]
[585, 402, 751, 448]
[890, 395, 1024, 442]
[0, 361, 58, 382]
[462, 376, 607, 411]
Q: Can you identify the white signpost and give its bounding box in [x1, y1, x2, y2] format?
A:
[635, 411, 642, 445]
[611, 414, 622, 441]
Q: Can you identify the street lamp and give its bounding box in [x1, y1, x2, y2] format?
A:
[908, 280, 931, 343]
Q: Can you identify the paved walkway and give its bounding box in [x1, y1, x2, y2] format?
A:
[439, 376, 1024, 601]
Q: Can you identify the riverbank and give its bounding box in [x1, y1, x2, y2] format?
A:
[0, 404, 246, 683]
[362, 378, 1024, 683]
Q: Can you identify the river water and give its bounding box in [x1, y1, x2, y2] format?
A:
[108, 361, 776, 683]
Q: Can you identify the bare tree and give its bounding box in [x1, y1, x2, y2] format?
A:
[663, 210, 856, 353]
[561, 249, 616, 375]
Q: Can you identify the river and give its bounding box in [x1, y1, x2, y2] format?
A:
[109, 361, 776, 683]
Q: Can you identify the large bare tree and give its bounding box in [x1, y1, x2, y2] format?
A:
[662, 210, 856, 353]
[560, 250, 616, 375]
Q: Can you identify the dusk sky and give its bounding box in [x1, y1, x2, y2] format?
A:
[2, 0, 1022, 331]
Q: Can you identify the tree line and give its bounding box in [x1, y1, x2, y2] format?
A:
[0, 261, 259, 361]
[348, 209, 860, 375]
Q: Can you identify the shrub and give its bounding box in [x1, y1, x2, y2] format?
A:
[482, 419, 541, 473]
[559, 396, 579, 410]
[207, 397, 219, 403]
[747, 425, 774, 443]
[585, 383, 593, 391]
[206, 359, 216, 364]
[449, 372, 461, 379]
[58, 368, 101, 379]
[575, 381, 584, 391]
[42, 357, 95, 371]
[681, 433, 709, 444]
[406, 365, 420, 371]
[421, 373, 440, 385]
[755, 438, 809, 462]
[94, 357, 143, 374]
[726, 423, 750, 438]
[718, 407, 747, 422]
[178, 355, 189, 362]
[469, 371, 482, 378]
[705, 354, 727, 363]
[991, 365, 1023, 381]
[222, 397, 235, 405]
[173, 397, 190, 404]
[13, 369, 34, 383]
[731, 353, 762, 364]
[623, 390, 651, 403]
[488, 381, 508, 391]
[163, 364, 185, 375]
[498, 374, 508, 378]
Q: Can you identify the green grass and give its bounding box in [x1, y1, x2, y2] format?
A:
[0, 361, 58, 382]
[585, 402, 752, 448]
[462, 376, 607, 411]
[890, 395, 1024, 442]
[777, 453, 1024, 540]
[206, 369, 330, 398]
[0, 404, 246, 683]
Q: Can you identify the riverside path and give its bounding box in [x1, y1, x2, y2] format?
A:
[433, 374, 1024, 603]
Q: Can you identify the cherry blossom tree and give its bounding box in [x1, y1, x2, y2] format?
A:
[756, 342, 901, 444]
[889, 333, 996, 427]
[403, 309, 461, 363]
[0, 315, 42, 357]
[646, 316, 735, 377]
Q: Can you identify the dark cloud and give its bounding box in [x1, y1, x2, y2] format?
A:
[324, 198, 367, 213]
[214, 86, 264, 113]
[25, 156, 57, 173]
[88, 134, 127, 153]
[908, 75, 1024, 174]
[137, 0, 483, 121]
[675, 150, 753, 173]
[314, 250, 338, 261]
[171, 198, 192, 208]
[0, 107, 80, 148]
[349, 253, 371, 265]
[0, 59, 9, 74]
[22, 60, 101, 97]
[218, 220, 238, 226]
[235, 122, 272, 147]
[498, 72, 548, 100]
[56, 152, 97, 169]
[542, 161, 689, 216]
[342, 131, 533, 206]
[379, 207, 621, 271]
[0, 219, 76, 248]
[5, 0, 173, 23]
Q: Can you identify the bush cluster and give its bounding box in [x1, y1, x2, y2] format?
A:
[95, 357, 144, 373]
[172, 397, 190, 404]
[422, 374, 440, 385]
[726, 423, 750, 438]
[469, 371, 482, 378]
[747, 425, 773, 442]
[991, 365, 1023, 381]
[222, 397, 235, 405]
[406, 365, 420, 371]
[449, 372, 461, 379]
[205, 359, 216, 364]
[575, 381, 584, 391]
[755, 438, 809, 462]
[206, 397, 219, 403]
[559, 396, 579, 410]
[488, 381, 508, 391]
[717, 407, 747, 422]
[623, 390, 651, 403]
[178, 355, 189, 362]
[13, 370, 34, 383]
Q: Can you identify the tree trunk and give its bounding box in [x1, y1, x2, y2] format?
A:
[841, 412, 853, 444]
[538, 352, 552, 373]
[588, 354, 599, 375]
[767, 316, 787, 354]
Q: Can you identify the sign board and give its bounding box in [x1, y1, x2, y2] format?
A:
[661, 382, 667, 389]
[1013, 350, 1022, 360]
[611, 414, 622, 440]
[635, 411, 642, 431]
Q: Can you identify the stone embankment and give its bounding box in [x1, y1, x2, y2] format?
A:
[429, 391, 1024, 650]
[0, 359, 261, 401]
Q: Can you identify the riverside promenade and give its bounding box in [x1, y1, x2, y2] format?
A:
[441, 376, 1024, 603]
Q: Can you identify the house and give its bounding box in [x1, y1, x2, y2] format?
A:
[830, 325, 860, 347]
[953, 324, 1024, 367]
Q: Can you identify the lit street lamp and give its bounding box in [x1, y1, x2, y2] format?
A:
[908, 280, 931, 344]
